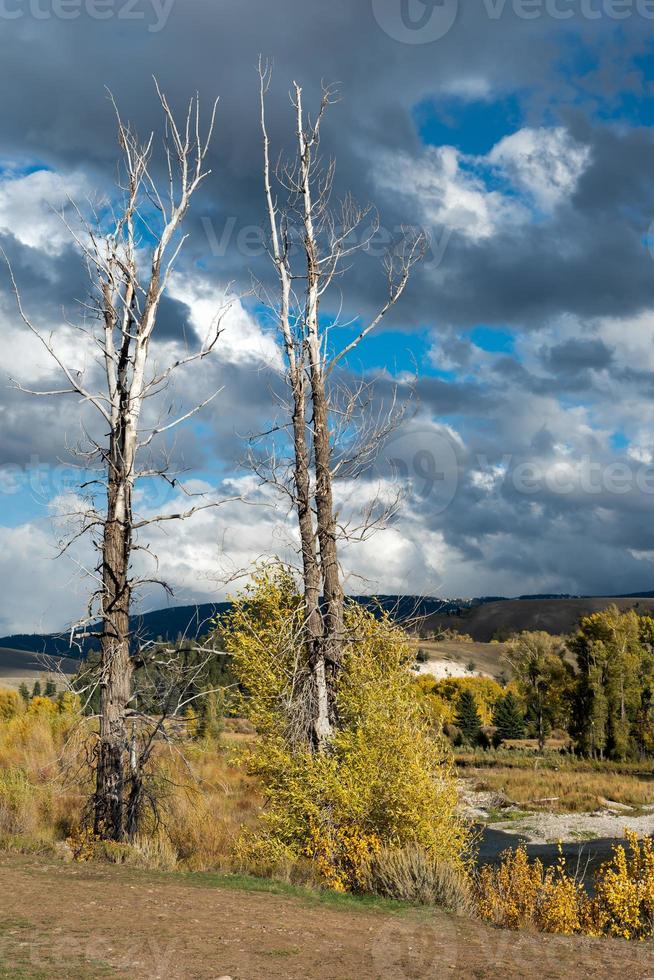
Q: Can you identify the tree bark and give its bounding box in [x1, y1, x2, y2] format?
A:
[295, 83, 344, 678]
[291, 379, 331, 748]
[94, 441, 133, 841]
[259, 68, 332, 749]
[308, 358, 344, 676]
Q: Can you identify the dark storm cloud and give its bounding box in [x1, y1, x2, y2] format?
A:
[0, 1, 650, 332]
[541, 337, 614, 373]
[1, 1, 654, 605]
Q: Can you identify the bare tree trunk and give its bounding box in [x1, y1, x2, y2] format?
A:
[259, 63, 332, 748]
[293, 392, 331, 747]
[295, 84, 345, 676]
[537, 691, 545, 754]
[309, 360, 344, 674]
[94, 419, 134, 839]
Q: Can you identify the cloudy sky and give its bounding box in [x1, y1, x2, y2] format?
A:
[2, 0, 654, 633]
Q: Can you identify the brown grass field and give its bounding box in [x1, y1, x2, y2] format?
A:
[465, 763, 654, 813]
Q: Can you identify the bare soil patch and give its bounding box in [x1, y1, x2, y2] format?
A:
[1, 854, 654, 978]
[413, 639, 509, 679]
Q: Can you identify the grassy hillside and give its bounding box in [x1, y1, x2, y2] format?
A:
[424, 596, 654, 642]
[0, 596, 452, 655]
[0, 647, 79, 690]
[5, 593, 654, 658]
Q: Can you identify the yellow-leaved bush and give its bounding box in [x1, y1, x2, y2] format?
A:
[220, 565, 470, 892]
[476, 831, 654, 940]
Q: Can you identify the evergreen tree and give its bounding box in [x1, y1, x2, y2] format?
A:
[44, 679, 57, 698]
[455, 690, 482, 745]
[492, 692, 525, 741]
[196, 688, 224, 741]
[31, 680, 41, 699]
[18, 682, 30, 702]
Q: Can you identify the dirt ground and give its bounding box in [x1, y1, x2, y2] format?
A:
[1, 855, 654, 979]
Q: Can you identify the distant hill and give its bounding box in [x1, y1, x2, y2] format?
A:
[3, 592, 654, 655]
[423, 596, 654, 643]
[0, 647, 80, 689]
[0, 595, 463, 656]
[0, 602, 232, 658]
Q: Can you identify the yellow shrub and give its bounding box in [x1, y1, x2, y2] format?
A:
[416, 676, 504, 726]
[0, 689, 21, 721]
[476, 833, 654, 941]
[537, 848, 584, 935]
[476, 846, 544, 929]
[589, 831, 654, 939]
[27, 696, 58, 717]
[412, 676, 452, 729]
[221, 565, 469, 892]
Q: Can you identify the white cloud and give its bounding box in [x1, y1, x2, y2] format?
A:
[0, 168, 91, 253]
[488, 127, 590, 211]
[0, 521, 89, 634]
[169, 276, 282, 370]
[374, 126, 589, 243]
[628, 447, 652, 465]
[377, 145, 525, 241]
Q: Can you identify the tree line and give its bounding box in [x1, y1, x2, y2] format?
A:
[416, 605, 654, 762]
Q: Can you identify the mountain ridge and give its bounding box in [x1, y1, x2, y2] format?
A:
[2, 590, 654, 656]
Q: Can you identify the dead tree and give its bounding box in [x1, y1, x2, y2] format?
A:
[5, 84, 224, 840]
[258, 66, 330, 749]
[257, 64, 424, 742]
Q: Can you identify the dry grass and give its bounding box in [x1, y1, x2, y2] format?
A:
[0, 696, 263, 871]
[469, 764, 654, 812]
[361, 844, 474, 912]
[156, 739, 262, 870]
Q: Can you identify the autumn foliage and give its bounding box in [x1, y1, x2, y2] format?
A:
[221, 565, 469, 891]
[477, 831, 654, 940]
